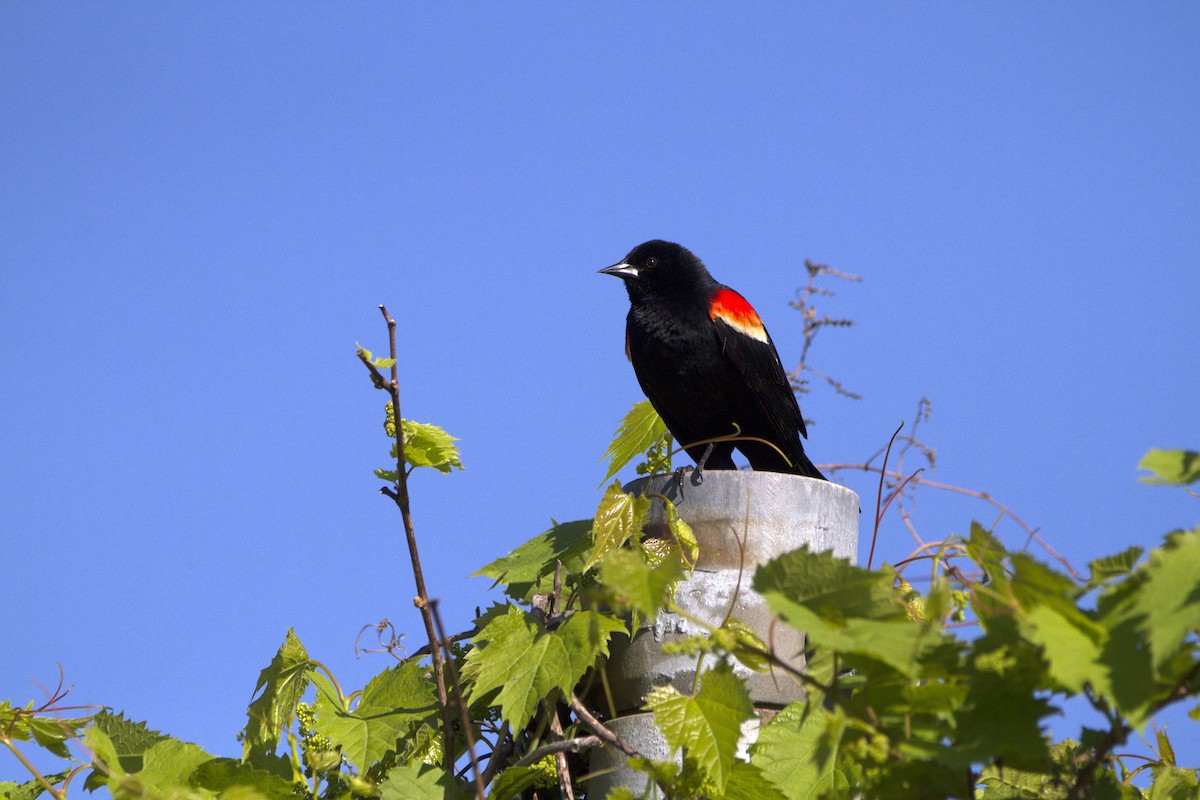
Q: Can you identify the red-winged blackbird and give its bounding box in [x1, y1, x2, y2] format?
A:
[601, 240, 825, 480]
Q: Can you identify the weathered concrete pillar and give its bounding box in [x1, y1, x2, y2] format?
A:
[587, 471, 859, 797]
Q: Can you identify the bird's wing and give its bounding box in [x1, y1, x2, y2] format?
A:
[708, 288, 808, 440]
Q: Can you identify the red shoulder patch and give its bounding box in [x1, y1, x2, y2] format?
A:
[709, 289, 769, 343]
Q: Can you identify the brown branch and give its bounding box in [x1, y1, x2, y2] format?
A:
[431, 601, 484, 799]
[567, 694, 639, 758]
[820, 462, 1082, 580]
[367, 304, 455, 763]
[407, 628, 478, 660]
[868, 422, 905, 569]
[546, 699, 575, 800]
[480, 722, 512, 786]
[513, 736, 603, 768]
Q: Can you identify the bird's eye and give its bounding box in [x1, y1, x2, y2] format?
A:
[645, 257, 658, 268]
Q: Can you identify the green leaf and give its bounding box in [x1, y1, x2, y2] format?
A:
[600, 400, 669, 485]
[603, 789, 636, 800]
[83, 722, 216, 800]
[0, 772, 71, 800]
[1008, 553, 1109, 694]
[462, 606, 623, 731]
[84, 710, 168, 782]
[191, 758, 299, 800]
[312, 660, 438, 771]
[356, 344, 396, 369]
[1130, 528, 1200, 670]
[136, 738, 216, 795]
[955, 639, 1057, 769]
[661, 497, 698, 568]
[718, 760, 789, 800]
[377, 762, 455, 800]
[1020, 604, 1106, 694]
[242, 629, 311, 761]
[1086, 547, 1144, 588]
[645, 663, 755, 794]
[600, 546, 683, 617]
[392, 419, 464, 475]
[975, 762, 1064, 799]
[25, 715, 91, 759]
[1148, 765, 1200, 800]
[472, 519, 592, 599]
[754, 548, 943, 675]
[1138, 448, 1200, 485]
[82, 726, 128, 793]
[753, 547, 902, 626]
[718, 618, 771, 672]
[586, 482, 650, 570]
[487, 764, 547, 800]
[750, 702, 837, 800]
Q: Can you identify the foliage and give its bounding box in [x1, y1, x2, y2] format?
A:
[5, 325, 1197, 800]
[1138, 449, 1200, 486]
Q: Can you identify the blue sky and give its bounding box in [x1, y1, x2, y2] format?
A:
[3, 3, 1198, 779]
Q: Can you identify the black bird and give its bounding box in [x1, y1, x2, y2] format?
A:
[601, 240, 825, 480]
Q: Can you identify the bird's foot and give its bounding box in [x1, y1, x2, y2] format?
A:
[692, 443, 716, 485]
[671, 465, 694, 496]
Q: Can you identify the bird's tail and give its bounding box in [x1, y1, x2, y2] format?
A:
[791, 450, 827, 481]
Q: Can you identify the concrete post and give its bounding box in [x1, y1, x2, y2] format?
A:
[586, 470, 859, 797]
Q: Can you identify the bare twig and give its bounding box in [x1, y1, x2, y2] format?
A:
[547, 699, 575, 800]
[788, 259, 863, 401]
[868, 422, 905, 569]
[567, 695, 639, 758]
[361, 305, 455, 762]
[480, 722, 512, 787]
[407, 627, 478, 660]
[821, 462, 1082, 580]
[431, 601, 485, 799]
[513, 736, 603, 768]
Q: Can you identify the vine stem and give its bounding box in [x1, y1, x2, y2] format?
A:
[366, 305, 455, 764]
[821, 461, 1082, 580]
[567, 694, 639, 758]
[431, 600, 485, 799]
[2, 739, 65, 800]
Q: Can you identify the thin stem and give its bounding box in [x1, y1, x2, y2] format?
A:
[821, 461, 1082, 579]
[431, 600, 485, 799]
[869, 422, 905, 569]
[513, 736, 603, 768]
[480, 722, 512, 786]
[567, 695, 639, 758]
[546, 699, 575, 800]
[371, 304, 455, 762]
[1, 739, 66, 800]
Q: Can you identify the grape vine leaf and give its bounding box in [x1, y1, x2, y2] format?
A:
[754, 547, 942, 675]
[600, 546, 684, 617]
[1130, 528, 1200, 670]
[242, 629, 311, 762]
[312, 660, 437, 772]
[192, 758, 299, 800]
[462, 605, 623, 730]
[750, 701, 837, 800]
[586, 482, 650, 570]
[719, 760, 790, 800]
[644, 663, 755, 794]
[396, 420, 464, 475]
[82, 710, 170, 790]
[472, 519, 592, 600]
[1137, 448, 1200, 485]
[600, 400, 669, 485]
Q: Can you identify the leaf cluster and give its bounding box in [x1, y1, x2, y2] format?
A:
[5, 389, 1198, 800]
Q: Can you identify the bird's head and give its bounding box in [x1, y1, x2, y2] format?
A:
[600, 240, 715, 300]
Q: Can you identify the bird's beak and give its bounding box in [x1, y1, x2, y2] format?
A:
[599, 261, 639, 280]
